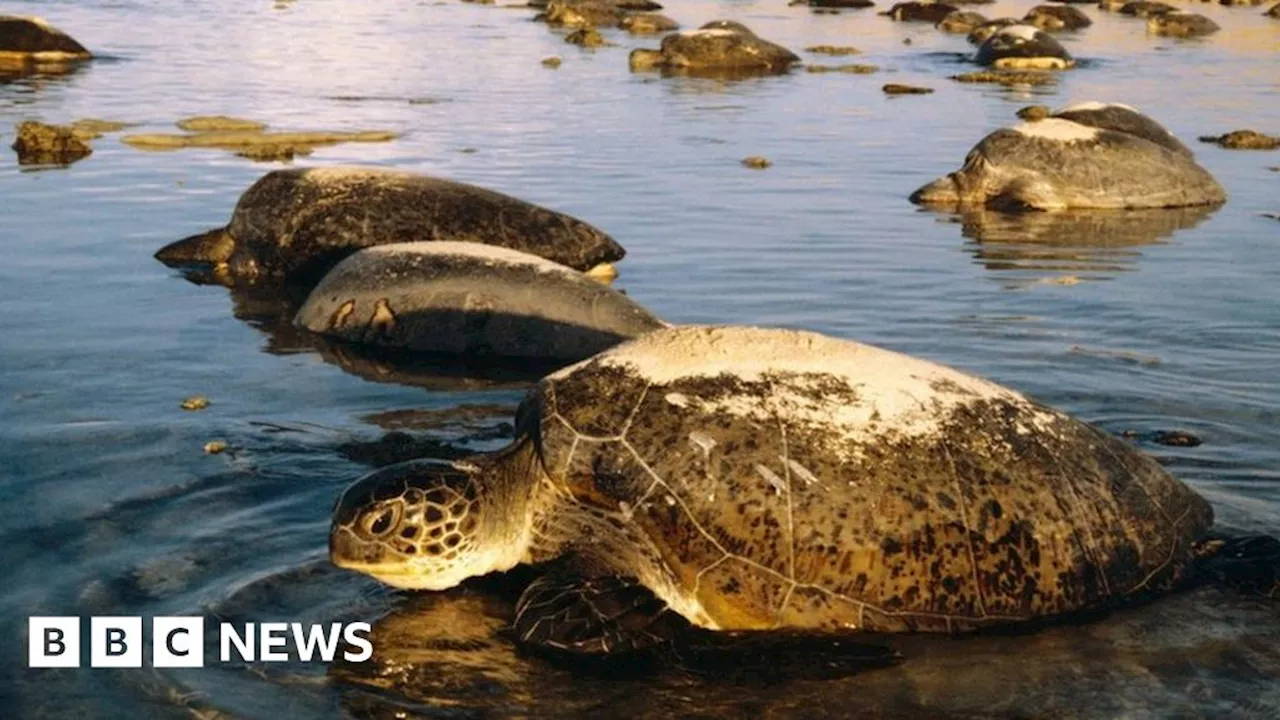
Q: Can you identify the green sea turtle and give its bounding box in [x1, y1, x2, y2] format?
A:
[628, 21, 800, 76]
[882, 2, 961, 23]
[0, 16, 92, 63]
[1147, 11, 1220, 38]
[937, 10, 989, 34]
[330, 326, 1278, 656]
[910, 103, 1225, 210]
[975, 25, 1075, 69]
[966, 17, 1019, 45]
[155, 167, 625, 287]
[1022, 5, 1092, 31]
[294, 242, 667, 361]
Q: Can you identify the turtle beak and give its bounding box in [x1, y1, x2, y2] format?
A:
[154, 227, 236, 267]
[909, 174, 962, 207]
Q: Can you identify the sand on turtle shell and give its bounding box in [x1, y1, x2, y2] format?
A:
[547, 325, 1059, 449]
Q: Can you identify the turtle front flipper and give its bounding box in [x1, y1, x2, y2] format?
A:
[1194, 534, 1280, 599]
[513, 572, 678, 656]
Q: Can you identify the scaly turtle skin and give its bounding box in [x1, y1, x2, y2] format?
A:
[330, 326, 1278, 656]
[294, 242, 667, 361]
[910, 103, 1225, 210]
[155, 167, 625, 287]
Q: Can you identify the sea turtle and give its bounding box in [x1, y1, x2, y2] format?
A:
[910, 104, 1225, 210]
[628, 21, 800, 75]
[154, 167, 625, 287]
[966, 17, 1019, 45]
[1022, 5, 1092, 31]
[937, 10, 989, 34]
[1147, 11, 1220, 38]
[0, 15, 92, 63]
[330, 326, 1278, 656]
[294, 242, 667, 360]
[975, 25, 1075, 69]
[882, 2, 961, 23]
[1049, 101, 1192, 157]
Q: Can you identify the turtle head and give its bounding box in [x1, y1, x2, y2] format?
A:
[329, 458, 531, 591]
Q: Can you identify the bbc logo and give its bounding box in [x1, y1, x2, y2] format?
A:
[29, 617, 205, 668]
[29, 616, 373, 667]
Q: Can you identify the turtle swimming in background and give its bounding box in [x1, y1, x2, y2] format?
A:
[330, 326, 1278, 656]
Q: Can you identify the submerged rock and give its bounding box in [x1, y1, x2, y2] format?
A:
[741, 155, 772, 169]
[175, 116, 266, 132]
[0, 16, 91, 61]
[883, 83, 934, 94]
[295, 242, 666, 361]
[951, 69, 1057, 85]
[1198, 130, 1280, 150]
[565, 27, 605, 46]
[154, 167, 626, 286]
[629, 21, 799, 76]
[795, 0, 877, 8]
[805, 44, 861, 55]
[1147, 11, 1220, 37]
[976, 25, 1075, 69]
[806, 63, 879, 73]
[911, 103, 1225, 210]
[68, 118, 135, 140]
[1268, 4, 1280, 18]
[1023, 5, 1092, 31]
[121, 128, 397, 154]
[11, 120, 92, 166]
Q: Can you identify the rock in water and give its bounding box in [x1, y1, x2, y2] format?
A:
[11, 121, 92, 166]
[154, 167, 626, 286]
[295, 242, 666, 360]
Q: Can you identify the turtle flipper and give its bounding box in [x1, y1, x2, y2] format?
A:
[1195, 534, 1280, 599]
[513, 573, 678, 656]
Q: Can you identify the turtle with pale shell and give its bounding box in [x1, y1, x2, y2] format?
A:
[911, 103, 1225, 210]
[330, 326, 1278, 656]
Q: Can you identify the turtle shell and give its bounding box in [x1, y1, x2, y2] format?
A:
[526, 326, 1213, 633]
[225, 167, 625, 283]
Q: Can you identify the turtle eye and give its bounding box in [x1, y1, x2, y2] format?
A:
[366, 506, 397, 536]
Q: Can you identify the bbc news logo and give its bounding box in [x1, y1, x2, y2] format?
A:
[28, 617, 372, 668]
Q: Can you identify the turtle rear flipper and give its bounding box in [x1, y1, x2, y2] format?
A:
[1196, 534, 1280, 599]
[513, 573, 678, 656]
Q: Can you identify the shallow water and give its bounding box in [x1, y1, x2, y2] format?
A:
[2, 0, 1279, 717]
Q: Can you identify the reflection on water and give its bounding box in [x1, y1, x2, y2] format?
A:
[944, 204, 1222, 282]
[3, 0, 1280, 717]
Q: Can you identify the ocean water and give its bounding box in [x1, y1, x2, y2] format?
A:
[1, 0, 1278, 717]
